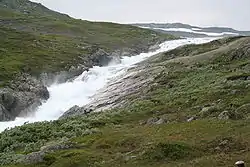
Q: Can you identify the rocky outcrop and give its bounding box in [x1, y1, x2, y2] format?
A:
[0, 104, 12, 121]
[40, 48, 141, 86]
[40, 65, 89, 86]
[21, 152, 45, 165]
[199, 106, 218, 118]
[217, 111, 230, 120]
[0, 73, 49, 121]
[19, 141, 75, 165]
[60, 105, 92, 119]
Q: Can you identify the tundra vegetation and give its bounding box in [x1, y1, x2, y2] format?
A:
[0, 0, 250, 166]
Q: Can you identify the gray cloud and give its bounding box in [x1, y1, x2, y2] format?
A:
[31, 0, 250, 30]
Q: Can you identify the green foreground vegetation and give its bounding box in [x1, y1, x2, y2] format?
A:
[1, 37, 250, 166]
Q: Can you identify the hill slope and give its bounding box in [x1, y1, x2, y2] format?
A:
[0, 0, 175, 84]
[1, 36, 250, 167]
[0, 0, 176, 121]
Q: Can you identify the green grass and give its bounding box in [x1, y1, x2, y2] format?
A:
[2, 120, 249, 167]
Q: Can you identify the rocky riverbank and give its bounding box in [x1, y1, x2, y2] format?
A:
[61, 36, 250, 121]
[0, 41, 164, 121]
[0, 74, 49, 121]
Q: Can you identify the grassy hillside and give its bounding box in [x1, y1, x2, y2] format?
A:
[0, 0, 175, 86]
[1, 37, 250, 166]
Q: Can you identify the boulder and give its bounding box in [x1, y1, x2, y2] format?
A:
[218, 111, 230, 120]
[41, 141, 74, 153]
[0, 89, 16, 111]
[199, 106, 218, 118]
[91, 48, 113, 66]
[217, 110, 244, 120]
[146, 117, 159, 125]
[60, 105, 93, 119]
[146, 117, 167, 125]
[21, 152, 45, 164]
[187, 116, 197, 122]
[234, 103, 250, 119]
[235, 103, 250, 114]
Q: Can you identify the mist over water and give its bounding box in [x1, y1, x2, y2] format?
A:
[0, 38, 216, 132]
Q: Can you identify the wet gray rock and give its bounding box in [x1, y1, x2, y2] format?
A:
[0, 73, 49, 121]
[90, 48, 113, 66]
[9, 73, 49, 99]
[40, 65, 88, 86]
[0, 104, 13, 122]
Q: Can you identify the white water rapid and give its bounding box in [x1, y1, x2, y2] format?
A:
[0, 37, 216, 132]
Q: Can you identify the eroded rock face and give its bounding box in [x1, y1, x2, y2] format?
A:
[0, 104, 13, 121]
[0, 73, 49, 121]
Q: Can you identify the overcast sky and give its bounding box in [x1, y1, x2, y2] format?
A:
[31, 0, 250, 30]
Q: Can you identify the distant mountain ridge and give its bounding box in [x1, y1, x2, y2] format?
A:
[132, 23, 250, 37]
